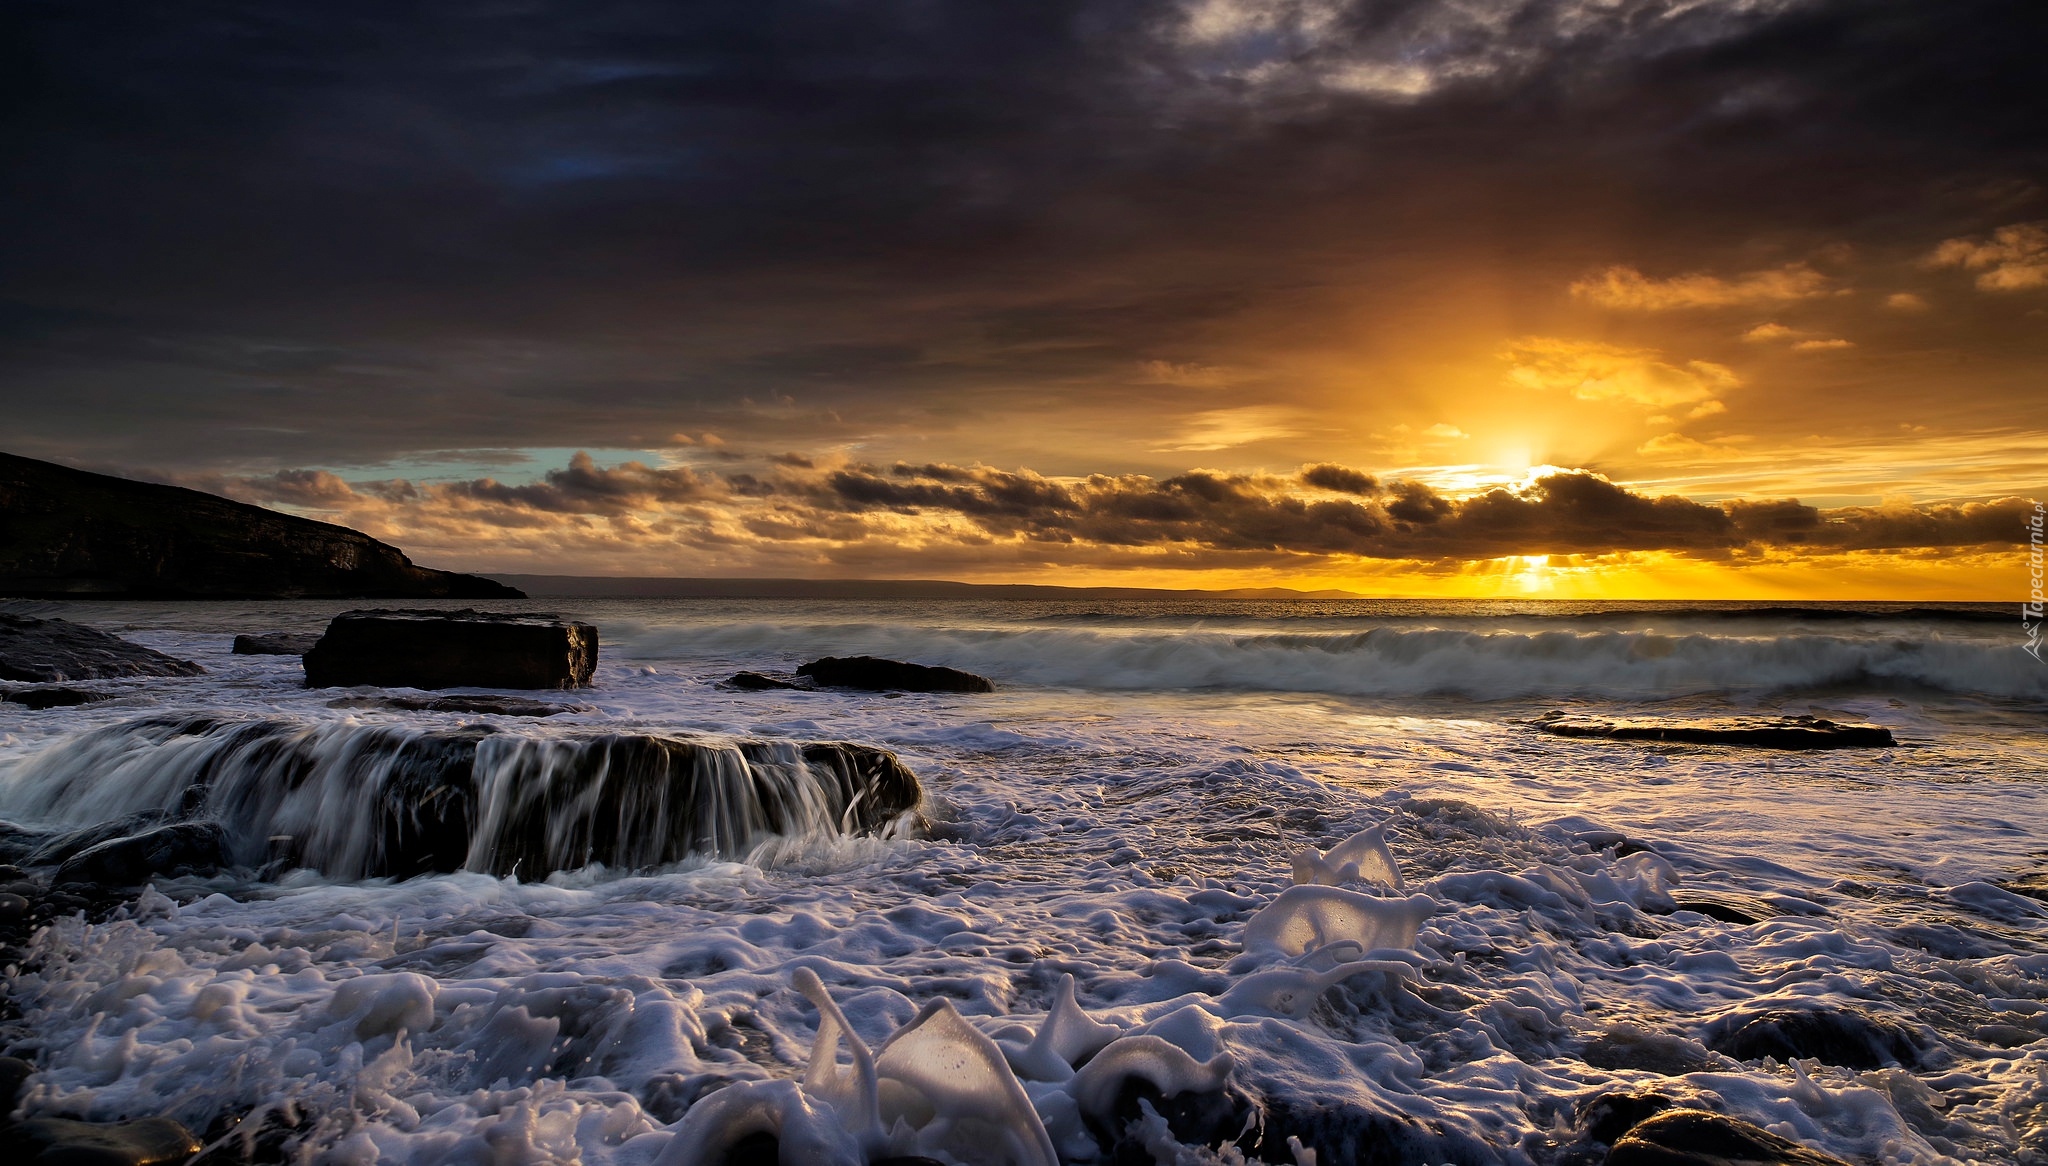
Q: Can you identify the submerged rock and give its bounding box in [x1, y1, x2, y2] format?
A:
[303, 609, 598, 690]
[9, 714, 922, 881]
[1582, 1028, 1720, 1077]
[232, 632, 321, 656]
[1574, 1085, 1695, 1145]
[795, 656, 995, 693]
[54, 821, 234, 888]
[1534, 713, 1894, 749]
[0, 615, 202, 682]
[27, 812, 172, 867]
[1605, 1109, 1852, 1166]
[0, 1055, 30, 1114]
[1663, 892, 1778, 925]
[726, 670, 806, 691]
[2003, 871, 2048, 902]
[327, 693, 590, 717]
[1704, 1007, 1923, 1070]
[0, 1116, 202, 1165]
[2, 684, 119, 709]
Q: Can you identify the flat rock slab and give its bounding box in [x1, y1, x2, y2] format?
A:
[795, 655, 995, 693]
[0, 614, 203, 682]
[304, 609, 597, 689]
[232, 632, 321, 655]
[2, 1116, 202, 1166]
[1606, 1108, 1851, 1165]
[2, 684, 120, 709]
[1535, 713, 1894, 749]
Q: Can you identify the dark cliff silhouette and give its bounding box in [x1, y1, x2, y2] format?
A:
[0, 452, 521, 600]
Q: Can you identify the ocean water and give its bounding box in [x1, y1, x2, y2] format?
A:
[0, 597, 2044, 1164]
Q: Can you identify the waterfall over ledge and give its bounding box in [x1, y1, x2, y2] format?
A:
[0, 715, 924, 879]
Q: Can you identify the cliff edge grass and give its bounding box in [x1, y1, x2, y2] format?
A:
[0, 452, 521, 600]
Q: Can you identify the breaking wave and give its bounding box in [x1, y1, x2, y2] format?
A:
[623, 622, 2046, 701]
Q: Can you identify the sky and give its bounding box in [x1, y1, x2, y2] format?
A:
[2, 0, 2044, 597]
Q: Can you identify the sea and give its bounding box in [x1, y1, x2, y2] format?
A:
[0, 597, 2043, 1165]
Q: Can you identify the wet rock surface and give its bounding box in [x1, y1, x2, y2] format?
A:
[1573, 1084, 1697, 1145]
[1605, 1108, 1854, 1165]
[1534, 713, 1894, 749]
[1, 685, 119, 710]
[0, 1116, 203, 1165]
[1704, 1006, 1924, 1070]
[1582, 1030, 1721, 1077]
[10, 714, 923, 881]
[795, 655, 995, 693]
[0, 615, 203, 683]
[53, 821, 235, 889]
[231, 633, 320, 656]
[724, 670, 806, 690]
[303, 609, 598, 690]
[1664, 892, 1779, 925]
[2003, 870, 2048, 902]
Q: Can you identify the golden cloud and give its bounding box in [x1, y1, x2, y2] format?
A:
[222, 453, 2031, 586]
[1570, 263, 1832, 310]
[1501, 337, 1737, 408]
[1927, 221, 2048, 292]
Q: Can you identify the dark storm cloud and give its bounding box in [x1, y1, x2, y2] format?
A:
[248, 454, 2033, 571]
[442, 452, 712, 513]
[1, 0, 2042, 468]
[731, 460, 2031, 559]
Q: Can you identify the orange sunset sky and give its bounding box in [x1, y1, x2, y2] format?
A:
[3, 0, 2043, 598]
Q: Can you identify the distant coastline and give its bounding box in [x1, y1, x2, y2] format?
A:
[484, 574, 1366, 600]
[482, 575, 2008, 619]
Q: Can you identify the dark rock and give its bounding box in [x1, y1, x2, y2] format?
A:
[231, 633, 320, 656]
[0, 616, 202, 683]
[2, 685, 120, 710]
[1575, 1085, 1694, 1145]
[1084, 1077, 1248, 1163]
[27, 813, 173, 868]
[795, 655, 994, 693]
[54, 821, 234, 888]
[1606, 1108, 1852, 1166]
[725, 671, 806, 691]
[1534, 713, 1893, 750]
[0, 450, 521, 600]
[28, 714, 922, 881]
[0, 1055, 30, 1116]
[1583, 1030, 1719, 1076]
[327, 694, 589, 718]
[1235, 1094, 1495, 1166]
[367, 728, 490, 879]
[1, 1115, 202, 1165]
[190, 1102, 312, 1166]
[1705, 1007, 1923, 1070]
[0, 824, 42, 865]
[0, 893, 28, 921]
[1665, 893, 1776, 926]
[465, 735, 924, 876]
[303, 609, 597, 690]
[2004, 871, 2048, 902]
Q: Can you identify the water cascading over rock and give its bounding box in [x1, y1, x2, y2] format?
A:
[0, 715, 922, 880]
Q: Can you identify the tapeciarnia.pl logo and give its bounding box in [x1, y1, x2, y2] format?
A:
[2027, 500, 2044, 663]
